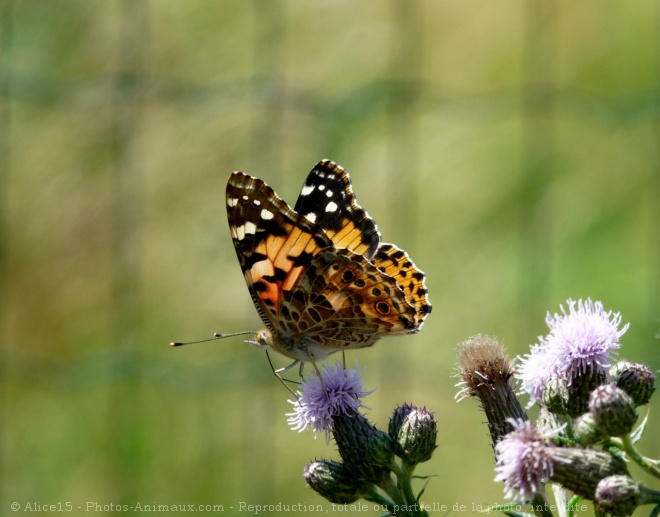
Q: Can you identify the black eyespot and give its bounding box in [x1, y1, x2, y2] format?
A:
[372, 287, 381, 297]
[341, 270, 355, 282]
[375, 301, 390, 315]
[354, 279, 365, 287]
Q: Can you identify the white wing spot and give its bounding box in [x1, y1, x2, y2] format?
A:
[252, 199, 261, 207]
[227, 197, 239, 207]
[326, 201, 338, 212]
[260, 209, 274, 220]
[300, 185, 314, 196]
[235, 224, 245, 240]
[245, 221, 257, 235]
[242, 195, 249, 201]
[304, 212, 317, 223]
[326, 190, 333, 198]
[318, 184, 325, 191]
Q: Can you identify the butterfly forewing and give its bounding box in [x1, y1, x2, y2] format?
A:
[226, 172, 332, 331]
[294, 160, 381, 259]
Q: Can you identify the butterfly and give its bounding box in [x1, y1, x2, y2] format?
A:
[220, 159, 431, 376]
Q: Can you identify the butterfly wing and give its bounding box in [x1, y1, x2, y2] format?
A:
[226, 164, 431, 364]
[226, 172, 333, 332]
[372, 243, 432, 329]
[294, 160, 381, 258]
[273, 248, 420, 355]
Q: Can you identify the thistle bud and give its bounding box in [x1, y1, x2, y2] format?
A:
[594, 475, 640, 517]
[565, 365, 607, 418]
[304, 460, 363, 504]
[389, 404, 437, 465]
[610, 360, 656, 407]
[542, 374, 570, 416]
[332, 409, 393, 485]
[572, 412, 605, 446]
[589, 384, 638, 437]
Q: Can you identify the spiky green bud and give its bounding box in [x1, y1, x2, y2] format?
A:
[594, 475, 640, 516]
[389, 404, 437, 465]
[542, 374, 570, 416]
[332, 409, 393, 485]
[565, 365, 607, 418]
[572, 411, 605, 445]
[589, 384, 638, 437]
[611, 360, 656, 407]
[304, 460, 363, 504]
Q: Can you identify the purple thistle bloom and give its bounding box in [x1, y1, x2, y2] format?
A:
[287, 361, 374, 443]
[494, 419, 556, 502]
[517, 344, 556, 404]
[518, 299, 629, 404]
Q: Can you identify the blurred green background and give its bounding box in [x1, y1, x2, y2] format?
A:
[1, 1, 659, 516]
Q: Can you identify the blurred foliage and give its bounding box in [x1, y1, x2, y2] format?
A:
[1, 1, 658, 516]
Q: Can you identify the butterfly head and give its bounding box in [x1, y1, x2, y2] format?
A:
[245, 328, 274, 349]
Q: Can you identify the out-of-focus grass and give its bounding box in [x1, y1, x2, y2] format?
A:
[1, 1, 658, 515]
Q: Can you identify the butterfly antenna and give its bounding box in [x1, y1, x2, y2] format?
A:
[170, 330, 254, 347]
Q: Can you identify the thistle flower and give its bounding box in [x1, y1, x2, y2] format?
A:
[494, 419, 555, 502]
[495, 420, 629, 504]
[456, 335, 527, 447]
[518, 298, 628, 404]
[287, 361, 374, 443]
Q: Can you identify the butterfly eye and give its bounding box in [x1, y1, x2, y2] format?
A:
[375, 301, 390, 315]
[341, 270, 355, 282]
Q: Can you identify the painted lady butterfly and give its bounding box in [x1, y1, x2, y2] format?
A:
[223, 159, 431, 372]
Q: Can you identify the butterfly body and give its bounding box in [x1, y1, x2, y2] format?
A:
[226, 160, 431, 365]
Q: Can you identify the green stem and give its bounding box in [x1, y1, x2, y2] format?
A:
[638, 483, 660, 506]
[377, 473, 407, 510]
[395, 461, 419, 508]
[620, 434, 660, 479]
[363, 487, 397, 516]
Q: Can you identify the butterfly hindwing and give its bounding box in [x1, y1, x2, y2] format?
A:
[276, 248, 418, 350]
[372, 243, 432, 328]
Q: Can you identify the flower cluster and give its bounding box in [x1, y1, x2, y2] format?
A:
[289, 362, 436, 517]
[457, 298, 660, 517]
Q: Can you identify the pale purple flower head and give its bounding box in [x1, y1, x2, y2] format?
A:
[518, 299, 629, 403]
[287, 361, 374, 443]
[494, 419, 555, 502]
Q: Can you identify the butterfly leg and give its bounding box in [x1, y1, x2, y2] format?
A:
[265, 350, 300, 398]
[304, 350, 332, 402]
